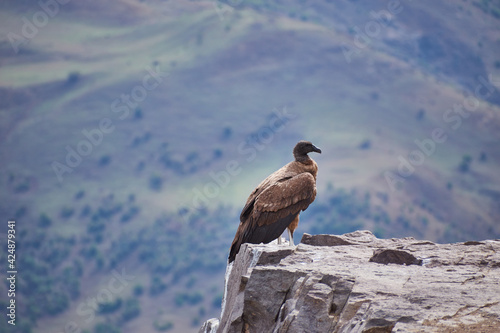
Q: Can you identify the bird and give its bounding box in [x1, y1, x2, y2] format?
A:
[228, 140, 321, 263]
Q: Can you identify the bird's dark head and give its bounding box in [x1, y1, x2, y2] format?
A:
[293, 141, 322, 161]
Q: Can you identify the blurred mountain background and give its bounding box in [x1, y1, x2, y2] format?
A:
[0, 0, 499, 332]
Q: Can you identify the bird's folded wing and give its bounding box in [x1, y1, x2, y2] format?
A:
[253, 172, 316, 226]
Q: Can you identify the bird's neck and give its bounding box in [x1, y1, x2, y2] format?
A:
[294, 154, 312, 164]
[293, 156, 318, 179]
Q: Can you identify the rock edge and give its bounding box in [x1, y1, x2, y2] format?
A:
[200, 231, 500, 333]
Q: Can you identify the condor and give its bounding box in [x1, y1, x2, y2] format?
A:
[228, 141, 321, 263]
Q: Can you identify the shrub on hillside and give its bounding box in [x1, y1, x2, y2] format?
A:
[121, 298, 141, 322]
[94, 322, 121, 333]
[66, 71, 81, 85]
[97, 298, 122, 315]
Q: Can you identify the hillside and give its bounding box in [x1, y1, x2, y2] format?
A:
[0, 1, 499, 332]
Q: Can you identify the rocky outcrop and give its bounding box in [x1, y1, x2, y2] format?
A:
[200, 230, 500, 333]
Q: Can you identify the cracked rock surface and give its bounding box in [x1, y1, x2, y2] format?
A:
[199, 230, 500, 333]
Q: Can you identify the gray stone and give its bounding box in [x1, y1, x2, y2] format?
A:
[301, 233, 354, 246]
[369, 249, 422, 266]
[198, 318, 219, 333]
[200, 231, 500, 333]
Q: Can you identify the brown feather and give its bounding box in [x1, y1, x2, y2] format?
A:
[228, 141, 320, 262]
[288, 215, 299, 235]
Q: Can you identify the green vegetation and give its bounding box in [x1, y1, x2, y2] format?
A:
[474, 0, 500, 19]
[121, 298, 141, 322]
[212, 294, 223, 309]
[221, 126, 233, 141]
[458, 155, 473, 173]
[66, 71, 81, 86]
[133, 107, 144, 120]
[94, 322, 121, 333]
[60, 206, 75, 219]
[479, 151, 487, 162]
[38, 213, 52, 228]
[174, 291, 204, 307]
[98, 298, 122, 315]
[133, 284, 144, 296]
[149, 174, 164, 191]
[98, 155, 112, 167]
[15, 234, 79, 322]
[416, 109, 426, 121]
[154, 320, 174, 332]
[358, 139, 371, 150]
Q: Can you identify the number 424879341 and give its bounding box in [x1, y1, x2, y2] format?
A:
[8, 221, 16, 270]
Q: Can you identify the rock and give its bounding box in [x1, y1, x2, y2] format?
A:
[198, 318, 219, 333]
[369, 249, 422, 266]
[200, 231, 500, 333]
[301, 233, 354, 246]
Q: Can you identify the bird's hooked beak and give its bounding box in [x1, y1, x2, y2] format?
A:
[311, 144, 322, 154]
